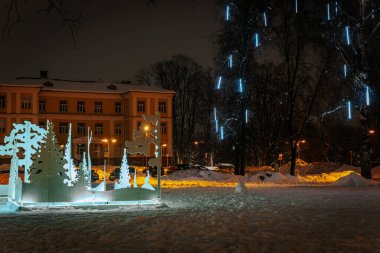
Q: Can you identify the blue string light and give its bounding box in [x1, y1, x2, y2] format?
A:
[238, 78, 244, 93]
[343, 64, 348, 78]
[263, 12, 268, 27]
[335, 1, 338, 15]
[327, 3, 331, 21]
[226, 5, 231, 21]
[214, 107, 218, 133]
[216, 76, 223, 89]
[220, 126, 224, 140]
[347, 101, 352, 119]
[295, 0, 298, 13]
[366, 86, 370, 106]
[254, 32, 260, 48]
[228, 54, 233, 69]
[345, 26, 351, 45]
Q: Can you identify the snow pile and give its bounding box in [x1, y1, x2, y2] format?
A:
[331, 172, 372, 187]
[164, 169, 205, 180]
[371, 166, 380, 180]
[234, 180, 247, 193]
[250, 172, 303, 184]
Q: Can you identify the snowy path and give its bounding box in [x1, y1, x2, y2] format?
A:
[1, 186, 379, 253]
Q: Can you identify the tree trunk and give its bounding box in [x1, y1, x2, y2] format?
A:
[289, 143, 297, 176]
[360, 106, 372, 179]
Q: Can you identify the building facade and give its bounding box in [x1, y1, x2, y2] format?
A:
[0, 77, 175, 165]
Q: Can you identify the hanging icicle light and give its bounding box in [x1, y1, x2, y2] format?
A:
[214, 107, 218, 133]
[326, 3, 331, 21]
[345, 26, 351, 45]
[220, 126, 224, 140]
[347, 101, 352, 119]
[343, 64, 348, 78]
[226, 4, 231, 21]
[263, 12, 268, 27]
[238, 78, 244, 93]
[228, 54, 233, 69]
[216, 76, 223, 89]
[254, 32, 260, 48]
[295, 0, 298, 13]
[335, 1, 338, 15]
[366, 86, 370, 106]
[245, 109, 249, 123]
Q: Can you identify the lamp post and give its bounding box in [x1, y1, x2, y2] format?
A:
[102, 138, 117, 167]
[143, 124, 150, 166]
[161, 144, 167, 166]
[296, 140, 306, 160]
[194, 141, 199, 164]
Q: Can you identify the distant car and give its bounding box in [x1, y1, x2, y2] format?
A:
[91, 170, 99, 182]
[165, 166, 177, 175]
[177, 164, 191, 170]
[216, 163, 235, 173]
[142, 166, 164, 177]
[109, 167, 137, 181]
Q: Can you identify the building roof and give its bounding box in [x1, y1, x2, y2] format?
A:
[0, 78, 175, 94]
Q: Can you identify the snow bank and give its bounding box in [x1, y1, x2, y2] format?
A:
[164, 169, 235, 182]
[331, 172, 373, 188]
[250, 172, 303, 184]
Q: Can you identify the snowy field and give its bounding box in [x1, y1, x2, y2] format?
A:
[1, 185, 380, 253]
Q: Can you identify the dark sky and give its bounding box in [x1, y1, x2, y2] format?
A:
[0, 0, 218, 81]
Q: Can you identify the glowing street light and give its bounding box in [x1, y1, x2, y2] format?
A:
[102, 138, 117, 167]
[296, 139, 306, 159]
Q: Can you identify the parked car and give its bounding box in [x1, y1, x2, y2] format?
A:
[109, 167, 136, 181]
[142, 166, 164, 177]
[164, 166, 178, 175]
[91, 170, 99, 182]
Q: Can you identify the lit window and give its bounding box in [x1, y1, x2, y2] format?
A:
[0, 119, 5, 132]
[137, 101, 145, 112]
[95, 123, 103, 134]
[59, 122, 69, 134]
[116, 144, 123, 157]
[59, 100, 68, 112]
[21, 96, 31, 109]
[0, 96, 6, 109]
[115, 102, 122, 114]
[39, 99, 46, 112]
[77, 123, 86, 135]
[77, 101, 85, 113]
[161, 122, 167, 134]
[115, 125, 122, 135]
[159, 102, 167, 113]
[95, 102, 103, 113]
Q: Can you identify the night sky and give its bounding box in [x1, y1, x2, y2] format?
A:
[0, 0, 218, 81]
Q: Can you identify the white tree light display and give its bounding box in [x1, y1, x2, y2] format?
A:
[115, 148, 131, 189]
[63, 123, 78, 186]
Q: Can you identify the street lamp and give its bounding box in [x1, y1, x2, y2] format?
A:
[296, 139, 306, 160]
[102, 138, 117, 167]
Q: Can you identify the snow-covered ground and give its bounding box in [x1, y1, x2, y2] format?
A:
[0, 185, 379, 252]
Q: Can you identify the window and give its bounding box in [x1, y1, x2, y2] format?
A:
[161, 122, 167, 134]
[158, 102, 167, 113]
[0, 96, 6, 109]
[95, 123, 103, 134]
[21, 96, 31, 109]
[137, 121, 142, 130]
[0, 119, 5, 133]
[77, 101, 85, 113]
[94, 144, 103, 157]
[38, 121, 46, 129]
[77, 123, 86, 135]
[39, 99, 46, 112]
[137, 101, 145, 112]
[115, 102, 122, 114]
[95, 101, 103, 113]
[115, 124, 122, 135]
[59, 122, 69, 134]
[59, 100, 68, 112]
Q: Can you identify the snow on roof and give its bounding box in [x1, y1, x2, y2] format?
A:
[0, 78, 175, 94]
